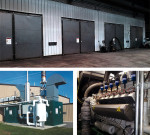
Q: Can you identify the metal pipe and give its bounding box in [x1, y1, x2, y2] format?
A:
[84, 82, 102, 98]
[18, 104, 23, 119]
[140, 71, 144, 135]
[0, 101, 32, 107]
[27, 71, 28, 82]
[135, 71, 140, 135]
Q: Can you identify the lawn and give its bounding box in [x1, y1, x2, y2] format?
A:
[0, 123, 73, 135]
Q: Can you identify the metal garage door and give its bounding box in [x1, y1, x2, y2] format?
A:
[14, 14, 42, 59]
[116, 24, 124, 50]
[80, 21, 95, 53]
[105, 23, 116, 51]
[62, 18, 95, 55]
[105, 23, 124, 51]
[130, 26, 143, 48]
[62, 19, 80, 54]
[0, 13, 13, 61]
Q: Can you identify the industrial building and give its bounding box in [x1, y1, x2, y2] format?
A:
[0, 84, 70, 103]
[0, 0, 149, 67]
[77, 71, 150, 135]
[0, 71, 73, 128]
[0, 84, 72, 123]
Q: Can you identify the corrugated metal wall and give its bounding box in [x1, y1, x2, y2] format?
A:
[63, 104, 73, 122]
[0, 0, 145, 56]
[0, 85, 20, 98]
[0, 108, 3, 122]
[59, 96, 70, 104]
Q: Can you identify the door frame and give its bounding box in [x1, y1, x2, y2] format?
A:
[61, 17, 95, 55]
[0, 9, 43, 60]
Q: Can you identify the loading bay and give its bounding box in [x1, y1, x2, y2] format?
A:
[0, 48, 150, 67]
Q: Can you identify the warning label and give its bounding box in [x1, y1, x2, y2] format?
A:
[6, 38, 12, 45]
[76, 38, 79, 43]
[117, 107, 121, 112]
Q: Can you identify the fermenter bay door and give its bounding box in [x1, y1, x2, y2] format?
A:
[0, 13, 13, 61]
[80, 21, 95, 53]
[14, 14, 42, 59]
[62, 19, 80, 54]
[115, 24, 124, 50]
[130, 26, 143, 48]
[105, 23, 116, 51]
[105, 23, 124, 51]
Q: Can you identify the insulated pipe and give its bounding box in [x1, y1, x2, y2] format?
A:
[18, 104, 23, 119]
[95, 121, 115, 135]
[135, 71, 140, 135]
[104, 71, 110, 83]
[81, 97, 91, 135]
[84, 83, 102, 98]
[140, 71, 144, 135]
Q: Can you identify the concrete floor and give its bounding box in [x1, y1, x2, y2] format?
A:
[0, 48, 150, 67]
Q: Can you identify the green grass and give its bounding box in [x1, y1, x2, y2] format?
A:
[0, 123, 73, 135]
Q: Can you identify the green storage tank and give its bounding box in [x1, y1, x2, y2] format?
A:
[4, 105, 19, 123]
[45, 100, 63, 126]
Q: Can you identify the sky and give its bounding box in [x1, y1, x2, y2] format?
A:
[0, 71, 73, 103]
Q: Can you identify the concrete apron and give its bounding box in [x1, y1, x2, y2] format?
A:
[4, 122, 66, 130]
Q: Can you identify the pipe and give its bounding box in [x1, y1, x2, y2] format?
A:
[18, 104, 23, 119]
[135, 71, 140, 135]
[26, 111, 40, 126]
[0, 101, 32, 107]
[41, 71, 47, 84]
[104, 71, 110, 83]
[94, 121, 115, 135]
[42, 99, 49, 106]
[84, 82, 102, 98]
[25, 71, 30, 102]
[81, 97, 91, 135]
[139, 71, 144, 135]
[144, 99, 148, 126]
[26, 111, 35, 126]
[27, 71, 28, 83]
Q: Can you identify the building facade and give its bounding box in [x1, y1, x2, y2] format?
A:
[0, 0, 145, 60]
